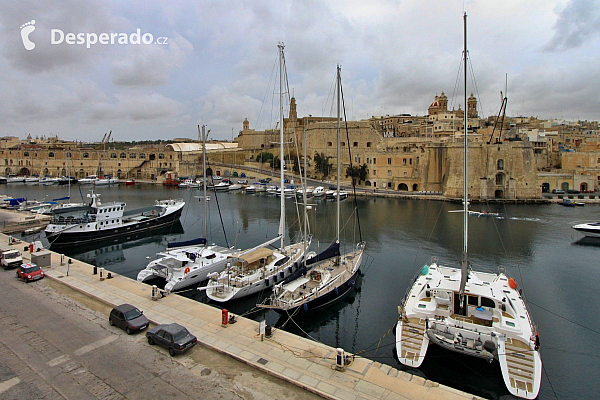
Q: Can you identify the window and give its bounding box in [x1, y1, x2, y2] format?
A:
[110, 153, 117, 158]
[388, 158, 392, 165]
[23, 152, 29, 157]
[48, 152, 55, 158]
[468, 295, 479, 306]
[66, 152, 72, 158]
[388, 170, 392, 176]
[83, 152, 89, 158]
[129, 153, 137, 158]
[353, 142, 358, 147]
[120, 153, 126, 158]
[341, 142, 346, 147]
[158, 153, 165, 159]
[327, 142, 333, 147]
[497, 159, 504, 170]
[373, 169, 376, 176]
[481, 297, 495, 308]
[139, 153, 146, 159]
[496, 173, 504, 185]
[410, 158, 412, 165]
[367, 142, 372, 147]
[402, 158, 406, 165]
[373, 158, 376, 164]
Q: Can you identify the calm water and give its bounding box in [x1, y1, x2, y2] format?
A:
[4, 183, 599, 400]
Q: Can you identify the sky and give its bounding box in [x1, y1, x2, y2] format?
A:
[1, 0, 600, 142]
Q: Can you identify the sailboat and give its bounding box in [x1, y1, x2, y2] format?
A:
[137, 125, 236, 292]
[394, 14, 542, 399]
[202, 43, 311, 303]
[258, 65, 365, 315]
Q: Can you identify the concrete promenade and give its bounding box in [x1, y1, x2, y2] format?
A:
[0, 231, 480, 400]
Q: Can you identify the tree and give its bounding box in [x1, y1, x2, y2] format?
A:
[345, 163, 368, 184]
[313, 152, 333, 178]
[256, 152, 274, 164]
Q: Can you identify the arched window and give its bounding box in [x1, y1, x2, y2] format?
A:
[158, 153, 165, 159]
[129, 153, 137, 158]
[327, 142, 333, 147]
[48, 152, 55, 158]
[496, 173, 504, 185]
[110, 153, 117, 158]
[82, 152, 89, 158]
[120, 153, 126, 158]
[23, 152, 29, 157]
[66, 151, 72, 158]
[139, 153, 146, 159]
[353, 142, 358, 147]
[497, 159, 504, 170]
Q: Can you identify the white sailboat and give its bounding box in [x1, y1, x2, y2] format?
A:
[259, 65, 365, 315]
[202, 43, 311, 303]
[138, 125, 235, 292]
[395, 14, 542, 399]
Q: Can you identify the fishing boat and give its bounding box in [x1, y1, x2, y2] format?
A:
[395, 14, 542, 399]
[137, 125, 233, 293]
[45, 191, 185, 247]
[259, 66, 365, 316]
[202, 43, 311, 303]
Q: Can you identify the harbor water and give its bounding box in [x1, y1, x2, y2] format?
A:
[4, 183, 598, 400]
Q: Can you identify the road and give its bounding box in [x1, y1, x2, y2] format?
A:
[0, 269, 321, 400]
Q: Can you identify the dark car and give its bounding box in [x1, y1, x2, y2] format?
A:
[16, 263, 44, 282]
[567, 189, 580, 194]
[109, 304, 149, 334]
[146, 323, 197, 356]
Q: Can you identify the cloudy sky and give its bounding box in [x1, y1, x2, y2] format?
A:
[1, 0, 599, 142]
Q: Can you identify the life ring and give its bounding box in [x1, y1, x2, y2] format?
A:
[184, 267, 190, 274]
[151, 210, 155, 215]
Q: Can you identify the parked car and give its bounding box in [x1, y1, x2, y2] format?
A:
[567, 189, 580, 194]
[16, 263, 44, 282]
[109, 304, 149, 334]
[551, 189, 565, 194]
[146, 323, 197, 356]
[237, 179, 248, 184]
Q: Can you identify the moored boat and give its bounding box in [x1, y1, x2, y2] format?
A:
[394, 14, 541, 399]
[45, 191, 185, 247]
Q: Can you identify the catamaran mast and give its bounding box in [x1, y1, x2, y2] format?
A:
[459, 12, 469, 298]
[336, 65, 341, 244]
[278, 43, 286, 250]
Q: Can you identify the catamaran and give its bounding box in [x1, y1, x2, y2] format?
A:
[395, 14, 542, 399]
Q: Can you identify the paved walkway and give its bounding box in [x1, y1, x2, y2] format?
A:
[0, 233, 481, 400]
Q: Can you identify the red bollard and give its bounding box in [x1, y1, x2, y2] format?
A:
[221, 309, 228, 327]
[29, 243, 34, 253]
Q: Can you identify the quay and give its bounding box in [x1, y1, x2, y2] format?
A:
[0, 229, 478, 399]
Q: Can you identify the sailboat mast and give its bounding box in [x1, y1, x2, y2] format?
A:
[463, 13, 468, 255]
[278, 43, 286, 250]
[201, 124, 208, 240]
[459, 12, 469, 297]
[336, 65, 341, 243]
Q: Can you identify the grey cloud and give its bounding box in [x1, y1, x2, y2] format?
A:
[111, 33, 193, 87]
[544, 0, 600, 51]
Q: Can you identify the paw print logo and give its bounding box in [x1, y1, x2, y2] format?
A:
[20, 20, 36, 50]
